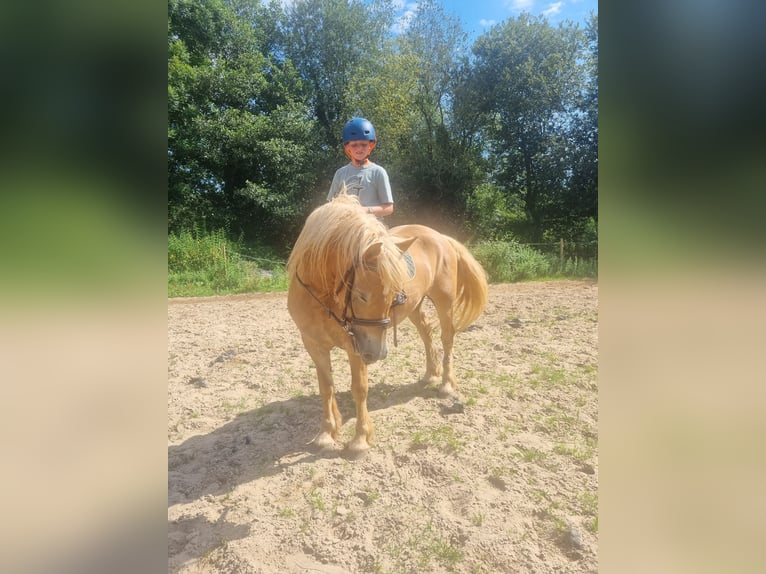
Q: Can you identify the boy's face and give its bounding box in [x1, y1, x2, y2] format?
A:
[345, 140, 373, 162]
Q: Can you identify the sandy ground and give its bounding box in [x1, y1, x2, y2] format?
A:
[168, 280, 598, 573]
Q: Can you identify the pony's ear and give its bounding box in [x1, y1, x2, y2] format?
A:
[363, 242, 383, 265]
[395, 237, 417, 254]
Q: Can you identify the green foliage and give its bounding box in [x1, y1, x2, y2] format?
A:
[166, 231, 596, 297]
[305, 489, 326, 513]
[468, 14, 592, 242]
[383, 1, 481, 232]
[167, 1, 598, 262]
[168, 228, 233, 273]
[472, 241, 551, 282]
[168, 0, 321, 244]
[549, 254, 598, 279]
[281, 0, 393, 147]
[465, 183, 527, 241]
[472, 240, 597, 282]
[168, 228, 288, 296]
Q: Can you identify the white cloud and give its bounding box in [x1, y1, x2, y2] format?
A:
[542, 2, 564, 16]
[479, 19, 497, 27]
[391, 3, 419, 35]
[510, 0, 535, 11]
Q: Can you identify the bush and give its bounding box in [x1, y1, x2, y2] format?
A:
[548, 255, 598, 279]
[168, 229, 288, 297]
[168, 228, 238, 273]
[472, 241, 550, 282]
[471, 240, 597, 282]
[465, 183, 527, 241]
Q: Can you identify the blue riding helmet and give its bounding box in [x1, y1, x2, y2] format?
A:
[342, 117, 376, 144]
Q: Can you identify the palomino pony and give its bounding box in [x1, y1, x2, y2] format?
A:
[287, 194, 488, 455]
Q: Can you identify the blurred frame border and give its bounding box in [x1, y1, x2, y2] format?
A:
[3, 2, 766, 573]
[0, 1, 168, 573]
[601, 2, 766, 573]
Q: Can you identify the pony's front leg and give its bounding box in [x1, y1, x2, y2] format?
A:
[304, 342, 342, 450]
[346, 352, 373, 456]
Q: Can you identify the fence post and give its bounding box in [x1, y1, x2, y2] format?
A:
[559, 238, 564, 263]
[222, 244, 227, 274]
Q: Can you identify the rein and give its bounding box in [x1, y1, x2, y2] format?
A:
[295, 271, 350, 330]
[295, 265, 398, 352]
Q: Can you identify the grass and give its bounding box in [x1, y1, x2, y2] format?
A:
[487, 465, 517, 490]
[528, 364, 569, 388]
[553, 442, 594, 462]
[472, 240, 597, 283]
[578, 491, 598, 517]
[168, 230, 597, 298]
[517, 446, 547, 463]
[549, 514, 572, 545]
[410, 425, 464, 454]
[380, 521, 464, 573]
[306, 489, 326, 512]
[359, 488, 380, 506]
[220, 397, 250, 417]
[168, 228, 288, 297]
[586, 515, 598, 534]
[497, 373, 524, 399]
[536, 411, 580, 438]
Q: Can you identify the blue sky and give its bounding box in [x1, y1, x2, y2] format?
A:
[393, 0, 597, 38]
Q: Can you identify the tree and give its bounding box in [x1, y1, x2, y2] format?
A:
[168, 0, 319, 246]
[384, 0, 482, 233]
[279, 0, 394, 153]
[468, 14, 587, 242]
[560, 11, 598, 244]
[167, 1, 598, 253]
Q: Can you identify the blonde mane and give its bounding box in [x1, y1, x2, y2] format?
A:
[287, 193, 410, 297]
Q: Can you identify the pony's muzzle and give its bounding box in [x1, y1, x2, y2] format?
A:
[350, 330, 388, 364]
[348, 317, 391, 364]
[361, 346, 387, 365]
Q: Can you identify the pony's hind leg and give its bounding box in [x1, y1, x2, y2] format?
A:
[304, 342, 342, 450]
[408, 299, 441, 384]
[434, 304, 458, 397]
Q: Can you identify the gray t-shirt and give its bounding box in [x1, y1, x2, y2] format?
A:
[327, 162, 394, 207]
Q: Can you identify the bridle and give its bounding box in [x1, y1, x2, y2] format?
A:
[295, 263, 400, 352]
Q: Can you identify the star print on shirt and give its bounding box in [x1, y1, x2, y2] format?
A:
[345, 175, 364, 197]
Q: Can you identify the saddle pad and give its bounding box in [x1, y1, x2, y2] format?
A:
[403, 251, 415, 279]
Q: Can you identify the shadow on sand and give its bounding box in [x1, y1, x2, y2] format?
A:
[168, 377, 440, 568]
[169, 377, 438, 503]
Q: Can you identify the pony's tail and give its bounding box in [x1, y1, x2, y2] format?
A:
[448, 237, 489, 332]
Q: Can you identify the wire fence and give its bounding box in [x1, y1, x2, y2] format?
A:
[227, 239, 597, 271]
[521, 240, 598, 260]
[236, 252, 285, 268]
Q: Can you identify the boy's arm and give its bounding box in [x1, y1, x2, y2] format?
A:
[327, 171, 341, 201]
[377, 167, 394, 204]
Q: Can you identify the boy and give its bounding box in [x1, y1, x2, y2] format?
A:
[327, 117, 394, 218]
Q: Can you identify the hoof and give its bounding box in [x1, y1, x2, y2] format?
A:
[437, 382, 456, 398]
[311, 432, 337, 452]
[344, 437, 370, 459]
[420, 373, 440, 385]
